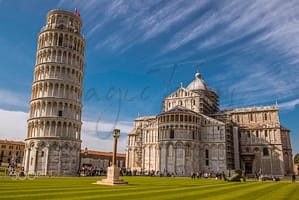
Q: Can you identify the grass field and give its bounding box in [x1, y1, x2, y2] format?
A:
[0, 176, 298, 200]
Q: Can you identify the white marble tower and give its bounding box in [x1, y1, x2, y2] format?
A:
[24, 9, 85, 176]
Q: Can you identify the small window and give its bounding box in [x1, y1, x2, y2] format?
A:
[250, 113, 253, 121]
[265, 130, 268, 137]
[263, 148, 269, 156]
[170, 129, 174, 139]
[247, 131, 250, 138]
[205, 149, 209, 159]
[256, 131, 259, 138]
[1, 145, 5, 148]
[264, 113, 267, 121]
[8, 151, 11, 156]
[58, 36, 63, 46]
[58, 110, 63, 116]
[205, 160, 209, 166]
[41, 151, 44, 157]
[192, 131, 195, 140]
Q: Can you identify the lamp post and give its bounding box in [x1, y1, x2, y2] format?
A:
[112, 129, 120, 167]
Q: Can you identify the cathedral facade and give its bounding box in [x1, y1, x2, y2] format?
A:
[126, 72, 293, 176]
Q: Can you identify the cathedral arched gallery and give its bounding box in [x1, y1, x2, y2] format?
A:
[126, 72, 293, 176]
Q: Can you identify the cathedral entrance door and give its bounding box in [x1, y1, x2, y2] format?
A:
[245, 162, 252, 174]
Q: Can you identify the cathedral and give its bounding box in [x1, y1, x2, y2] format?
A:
[126, 72, 293, 176]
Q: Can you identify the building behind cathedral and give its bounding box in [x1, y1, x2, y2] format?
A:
[126, 72, 293, 176]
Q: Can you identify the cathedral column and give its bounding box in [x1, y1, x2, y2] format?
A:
[154, 146, 159, 171]
[173, 145, 176, 174]
[142, 148, 145, 172]
[45, 144, 49, 175]
[125, 149, 129, 169]
[132, 149, 136, 168]
[66, 124, 69, 138]
[182, 146, 186, 175]
[270, 148, 273, 175]
[148, 146, 151, 170]
[58, 147, 62, 175]
[54, 121, 58, 136]
[163, 144, 168, 174]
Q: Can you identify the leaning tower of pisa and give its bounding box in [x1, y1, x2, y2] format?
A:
[24, 9, 85, 176]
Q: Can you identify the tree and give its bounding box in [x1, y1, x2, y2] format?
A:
[294, 153, 299, 164]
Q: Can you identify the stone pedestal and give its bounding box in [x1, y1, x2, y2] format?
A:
[95, 166, 128, 185]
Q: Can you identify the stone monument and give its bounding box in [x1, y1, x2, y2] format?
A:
[96, 129, 128, 185]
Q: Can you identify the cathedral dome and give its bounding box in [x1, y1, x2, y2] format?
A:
[186, 72, 207, 90]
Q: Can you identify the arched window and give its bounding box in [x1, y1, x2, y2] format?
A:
[263, 148, 269, 156]
[192, 99, 195, 105]
[205, 149, 209, 166]
[250, 113, 253, 121]
[170, 129, 174, 139]
[186, 144, 191, 156]
[180, 115, 183, 121]
[58, 35, 63, 46]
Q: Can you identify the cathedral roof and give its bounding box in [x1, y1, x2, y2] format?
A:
[186, 72, 208, 91]
[160, 106, 198, 115]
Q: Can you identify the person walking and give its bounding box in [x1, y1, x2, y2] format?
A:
[292, 174, 296, 183]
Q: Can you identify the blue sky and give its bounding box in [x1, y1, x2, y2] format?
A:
[0, 0, 298, 155]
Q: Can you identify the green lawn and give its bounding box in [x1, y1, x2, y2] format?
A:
[0, 176, 298, 200]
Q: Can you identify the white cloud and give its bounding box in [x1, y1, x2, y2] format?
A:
[81, 134, 127, 153]
[0, 109, 28, 141]
[81, 119, 132, 152]
[279, 99, 299, 110]
[0, 109, 132, 152]
[140, 0, 205, 41]
[54, 1, 299, 112]
[0, 89, 28, 108]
